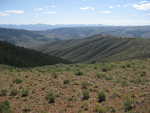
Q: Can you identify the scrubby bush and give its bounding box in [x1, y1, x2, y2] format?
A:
[140, 71, 146, 77]
[98, 91, 106, 103]
[0, 89, 8, 96]
[13, 79, 23, 84]
[101, 68, 108, 72]
[75, 70, 83, 76]
[21, 89, 29, 97]
[109, 107, 116, 113]
[51, 72, 58, 79]
[82, 90, 90, 100]
[96, 72, 105, 79]
[46, 91, 56, 104]
[95, 104, 107, 113]
[10, 89, 18, 96]
[124, 97, 135, 112]
[81, 82, 90, 89]
[126, 64, 131, 68]
[81, 102, 89, 111]
[63, 80, 70, 84]
[0, 101, 11, 113]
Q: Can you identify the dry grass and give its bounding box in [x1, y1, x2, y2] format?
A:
[0, 59, 150, 113]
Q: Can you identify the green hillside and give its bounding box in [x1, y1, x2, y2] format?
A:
[1, 26, 150, 49]
[37, 35, 150, 63]
[0, 28, 52, 48]
[0, 41, 70, 67]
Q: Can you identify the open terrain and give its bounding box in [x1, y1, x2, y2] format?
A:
[0, 25, 150, 113]
[1, 0, 150, 112]
[0, 59, 150, 113]
[37, 34, 150, 63]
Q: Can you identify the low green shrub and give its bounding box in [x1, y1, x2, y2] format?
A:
[75, 70, 83, 76]
[124, 97, 135, 112]
[95, 104, 107, 113]
[21, 89, 29, 97]
[101, 68, 108, 72]
[82, 90, 90, 100]
[63, 80, 70, 84]
[13, 79, 23, 84]
[98, 91, 106, 103]
[46, 91, 56, 104]
[96, 72, 105, 79]
[10, 89, 18, 96]
[51, 72, 58, 79]
[0, 89, 8, 96]
[0, 101, 11, 113]
[81, 82, 90, 89]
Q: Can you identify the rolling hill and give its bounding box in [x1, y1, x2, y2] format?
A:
[37, 34, 150, 63]
[0, 28, 52, 48]
[0, 26, 150, 49]
[0, 24, 103, 30]
[39, 26, 150, 40]
[0, 41, 70, 67]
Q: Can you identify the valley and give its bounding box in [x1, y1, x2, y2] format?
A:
[0, 25, 150, 113]
[1, 0, 150, 112]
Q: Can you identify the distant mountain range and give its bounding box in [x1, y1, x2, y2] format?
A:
[0, 24, 103, 31]
[0, 41, 70, 67]
[37, 34, 150, 63]
[0, 26, 150, 48]
[0, 24, 150, 39]
[39, 26, 150, 39]
[0, 28, 53, 48]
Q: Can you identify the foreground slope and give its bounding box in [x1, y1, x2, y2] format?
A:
[0, 41, 70, 67]
[0, 59, 149, 113]
[37, 35, 150, 63]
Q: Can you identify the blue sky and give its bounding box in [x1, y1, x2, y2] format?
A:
[0, 0, 150, 25]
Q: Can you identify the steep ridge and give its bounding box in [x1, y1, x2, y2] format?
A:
[0, 41, 70, 67]
[37, 35, 150, 63]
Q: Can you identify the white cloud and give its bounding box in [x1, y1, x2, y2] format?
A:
[0, 12, 9, 16]
[109, 6, 114, 9]
[116, 4, 121, 7]
[47, 5, 56, 8]
[42, 11, 56, 14]
[34, 4, 56, 11]
[34, 8, 44, 11]
[133, 2, 150, 10]
[5, 10, 24, 14]
[80, 7, 95, 11]
[140, 1, 149, 4]
[99, 10, 112, 14]
[0, 10, 24, 16]
[109, 4, 130, 9]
